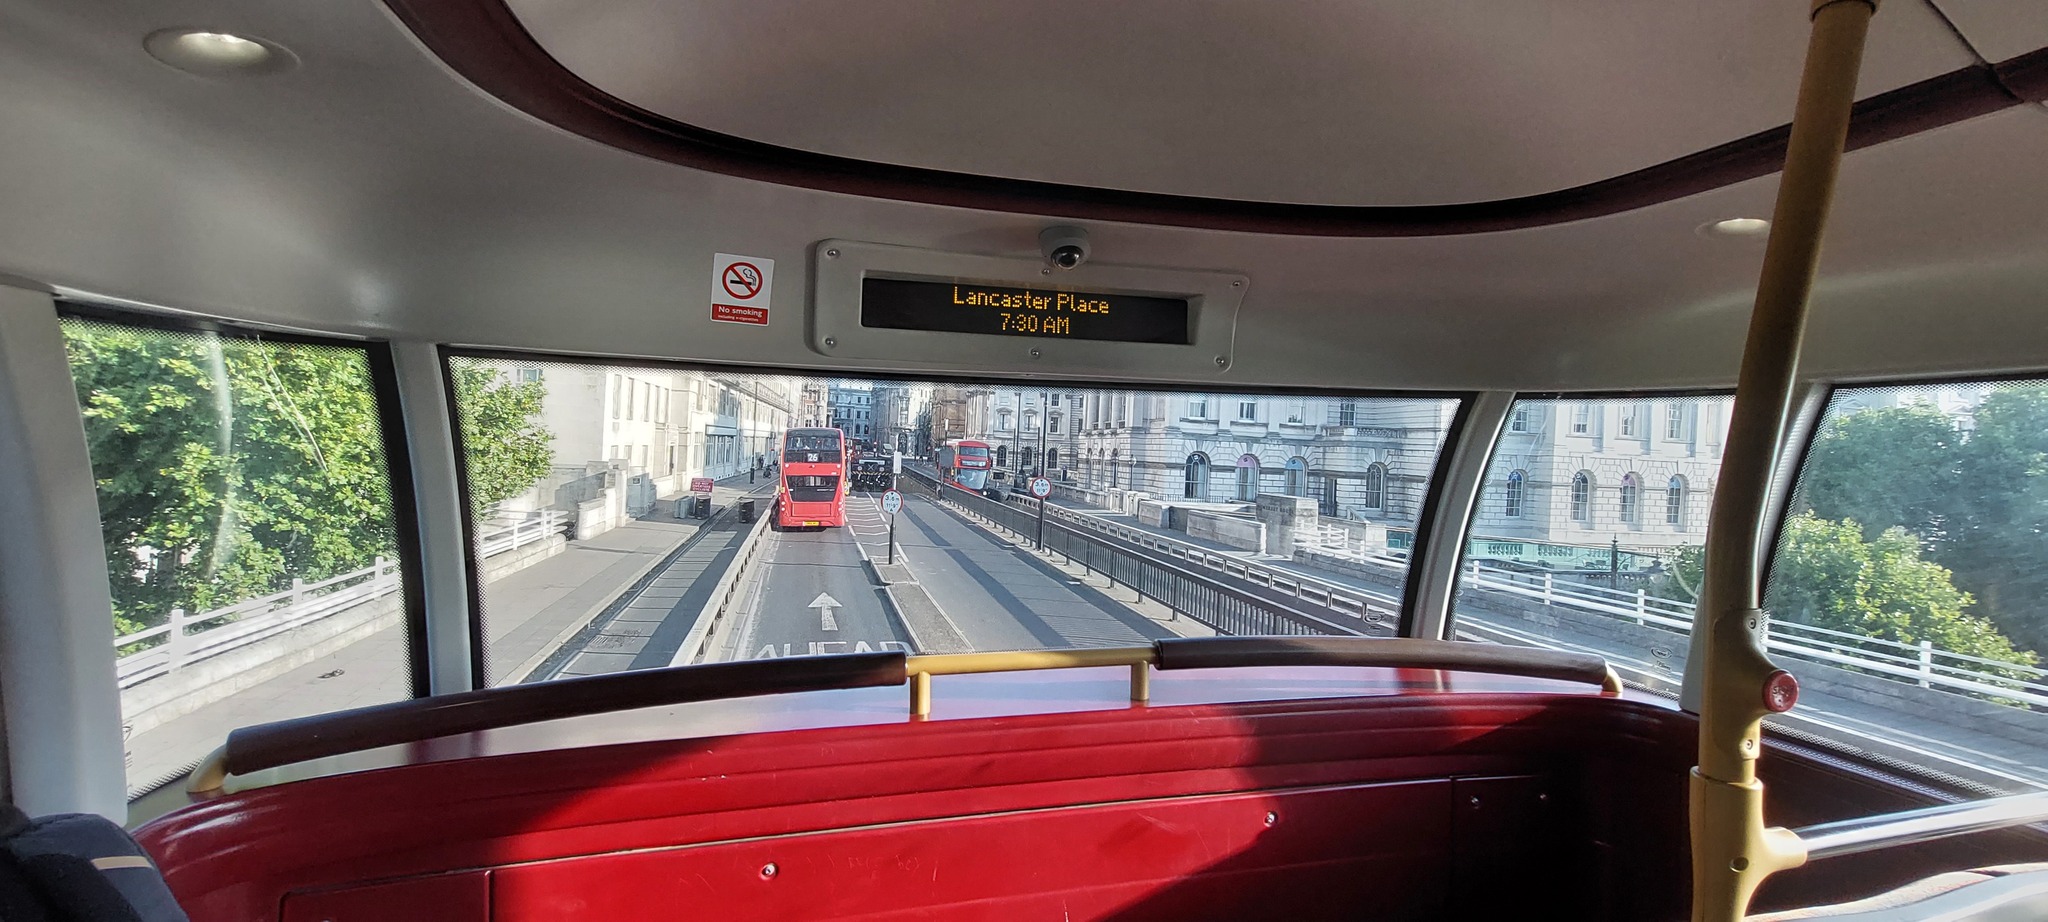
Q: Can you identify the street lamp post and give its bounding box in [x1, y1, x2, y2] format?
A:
[1034, 389, 1063, 550]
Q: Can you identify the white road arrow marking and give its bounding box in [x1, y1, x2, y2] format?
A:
[810, 592, 842, 631]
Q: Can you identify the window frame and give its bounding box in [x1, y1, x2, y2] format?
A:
[1184, 452, 1210, 499]
[1362, 462, 1387, 510]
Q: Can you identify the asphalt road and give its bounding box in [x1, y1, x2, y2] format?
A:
[879, 488, 1181, 652]
[731, 514, 909, 661]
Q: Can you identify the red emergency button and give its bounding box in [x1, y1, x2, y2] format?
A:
[1763, 670, 1800, 713]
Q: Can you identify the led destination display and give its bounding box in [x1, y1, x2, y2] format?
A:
[860, 278, 1190, 345]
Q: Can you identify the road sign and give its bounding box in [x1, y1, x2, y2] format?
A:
[1029, 476, 1053, 499]
[710, 253, 774, 325]
[882, 490, 902, 514]
[691, 477, 715, 494]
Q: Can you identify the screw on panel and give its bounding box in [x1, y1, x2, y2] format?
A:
[1041, 267, 1052, 276]
[1214, 356, 1229, 368]
[1264, 812, 1278, 827]
[1029, 349, 1042, 359]
[1469, 796, 1482, 808]
[825, 248, 840, 258]
[1233, 279, 1244, 288]
[761, 862, 779, 879]
[823, 337, 837, 348]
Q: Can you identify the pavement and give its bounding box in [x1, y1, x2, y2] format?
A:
[522, 479, 778, 680]
[120, 470, 769, 798]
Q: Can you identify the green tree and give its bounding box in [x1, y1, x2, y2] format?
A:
[1650, 515, 2032, 667]
[66, 324, 396, 634]
[1792, 389, 2048, 655]
[449, 362, 554, 519]
[1800, 403, 1958, 545]
[1764, 513, 2032, 666]
[1648, 544, 1705, 603]
[66, 326, 556, 639]
[1944, 387, 2048, 654]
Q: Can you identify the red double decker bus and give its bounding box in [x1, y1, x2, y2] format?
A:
[777, 427, 847, 528]
[936, 439, 994, 493]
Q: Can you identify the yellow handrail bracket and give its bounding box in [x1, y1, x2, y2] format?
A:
[906, 647, 1157, 717]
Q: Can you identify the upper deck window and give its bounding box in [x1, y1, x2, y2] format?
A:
[61, 315, 416, 799]
[1764, 381, 2048, 792]
[1453, 396, 1733, 695]
[447, 355, 1458, 683]
[784, 430, 843, 462]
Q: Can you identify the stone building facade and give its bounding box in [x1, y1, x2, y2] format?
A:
[1467, 396, 1732, 564]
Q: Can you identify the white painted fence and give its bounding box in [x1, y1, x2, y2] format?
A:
[113, 510, 568, 688]
[476, 509, 570, 558]
[1026, 492, 2048, 707]
[1457, 560, 2048, 707]
[1302, 524, 2047, 707]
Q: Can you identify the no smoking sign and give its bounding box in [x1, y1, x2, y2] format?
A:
[711, 253, 774, 326]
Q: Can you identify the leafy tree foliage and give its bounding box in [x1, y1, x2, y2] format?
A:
[449, 361, 553, 519]
[1649, 544, 1705, 603]
[1800, 404, 1958, 545]
[66, 324, 394, 634]
[64, 325, 553, 636]
[1797, 389, 2048, 655]
[1653, 516, 2033, 665]
[1766, 514, 2032, 666]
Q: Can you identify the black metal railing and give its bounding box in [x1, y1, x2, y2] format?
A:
[903, 466, 1368, 639]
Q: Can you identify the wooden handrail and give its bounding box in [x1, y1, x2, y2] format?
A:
[190, 653, 906, 792]
[1155, 636, 1621, 693]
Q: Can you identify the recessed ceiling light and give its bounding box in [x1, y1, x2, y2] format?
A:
[1699, 217, 1771, 238]
[144, 28, 297, 76]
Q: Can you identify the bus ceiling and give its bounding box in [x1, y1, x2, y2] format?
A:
[0, 4, 2042, 391]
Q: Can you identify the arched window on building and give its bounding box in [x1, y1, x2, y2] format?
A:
[1362, 463, 1386, 510]
[1285, 457, 1308, 496]
[995, 445, 1008, 468]
[1046, 448, 1059, 471]
[1235, 454, 1260, 501]
[1666, 475, 1686, 526]
[1571, 471, 1592, 521]
[1110, 448, 1121, 489]
[1620, 473, 1641, 524]
[1021, 447, 1036, 472]
[1504, 470, 1526, 518]
[1184, 453, 1210, 500]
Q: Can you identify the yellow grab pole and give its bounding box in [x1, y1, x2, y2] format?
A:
[1691, 2, 1876, 919]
